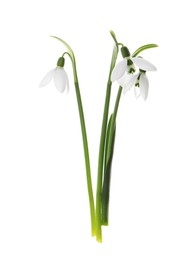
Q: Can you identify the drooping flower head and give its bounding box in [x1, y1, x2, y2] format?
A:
[111, 46, 135, 82]
[111, 45, 156, 100]
[122, 69, 150, 100]
[39, 56, 69, 93]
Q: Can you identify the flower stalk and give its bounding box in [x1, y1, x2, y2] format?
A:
[40, 32, 158, 242]
[95, 33, 119, 242]
[51, 36, 96, 236]
[101, 86, 122, 226]
[100, 41, 158, 234]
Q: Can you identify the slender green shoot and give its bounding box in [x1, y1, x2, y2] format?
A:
[52, 36, 96, 237]
[101, 114, 116, 225]
[95, 32, 119, 242]
[101, 86, 122, 225]
[132, 44, 158, 57]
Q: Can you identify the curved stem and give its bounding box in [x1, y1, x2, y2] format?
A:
[118, 43, 124, 47]
[52, 36, 96, 236]
[62, 52, 72, 58]
[95, 45, 118, 242]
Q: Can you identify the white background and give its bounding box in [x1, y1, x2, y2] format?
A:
[0, 0, 190, 259]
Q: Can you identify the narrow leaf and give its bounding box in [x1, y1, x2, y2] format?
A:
[110, 30, 118, 46]
[132, 44, 158, 57]
[101, 114, 116, 226]
[50, 35, 75, 61]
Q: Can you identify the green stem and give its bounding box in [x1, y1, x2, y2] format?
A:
[74, 80, 96, 237]
[101, 86, 122, 226]
[73, 64, 96, 237]
[51, 36, 96, 236]
[106, 86, 122, 163]
[95, 45, 118, 242]
[101, 114, 116, 226]
[71, 56, 96, 237]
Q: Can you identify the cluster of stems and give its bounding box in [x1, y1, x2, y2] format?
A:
[52, 31, 157, 242]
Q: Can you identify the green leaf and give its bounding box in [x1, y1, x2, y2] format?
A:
[110, 30, 118, 46]
[109, 31, 119, 73]
[50, 35, 75, 61]
[109, 44, 119, 76]
[101, 114, 116, 226]
[132, 44, 158, 57]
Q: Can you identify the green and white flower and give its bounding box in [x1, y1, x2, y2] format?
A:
[111, 47, 156, 100]
[39, 57, 69, 93]
[111, 46, 135, 82]
[111, 54, 156, 83]
[122, 68, 156, 100]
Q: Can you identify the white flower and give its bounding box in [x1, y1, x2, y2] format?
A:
[39, 57, 69, 93]
[123, 71, 150, 100]
[111, 56, 156, 83]
[111, 57, 135, 82]
[111, 46, 156, 100]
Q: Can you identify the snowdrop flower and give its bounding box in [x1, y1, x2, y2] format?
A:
[111, 46, 156, 86]
[123, 69, 155, 100]
[39, 57, 69, 93]
[111, 46, 135, 82]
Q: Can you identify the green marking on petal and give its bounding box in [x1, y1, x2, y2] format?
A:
[127, 59, 133, 66]
[129, 67, 135, 74]
[135, 83, 140, 87]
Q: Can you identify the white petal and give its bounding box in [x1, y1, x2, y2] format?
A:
[53, 67, 67, 93]
[132, 57, 156, 71]
[139, 74, 149, 100]
[123, 74, 139, 95]
[134, 86, 141, 98]
[39, 68, 55, 87]
[111, 59, 127, 81]
[117, 72, 130, 87]
[65, 72, 69, 94]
